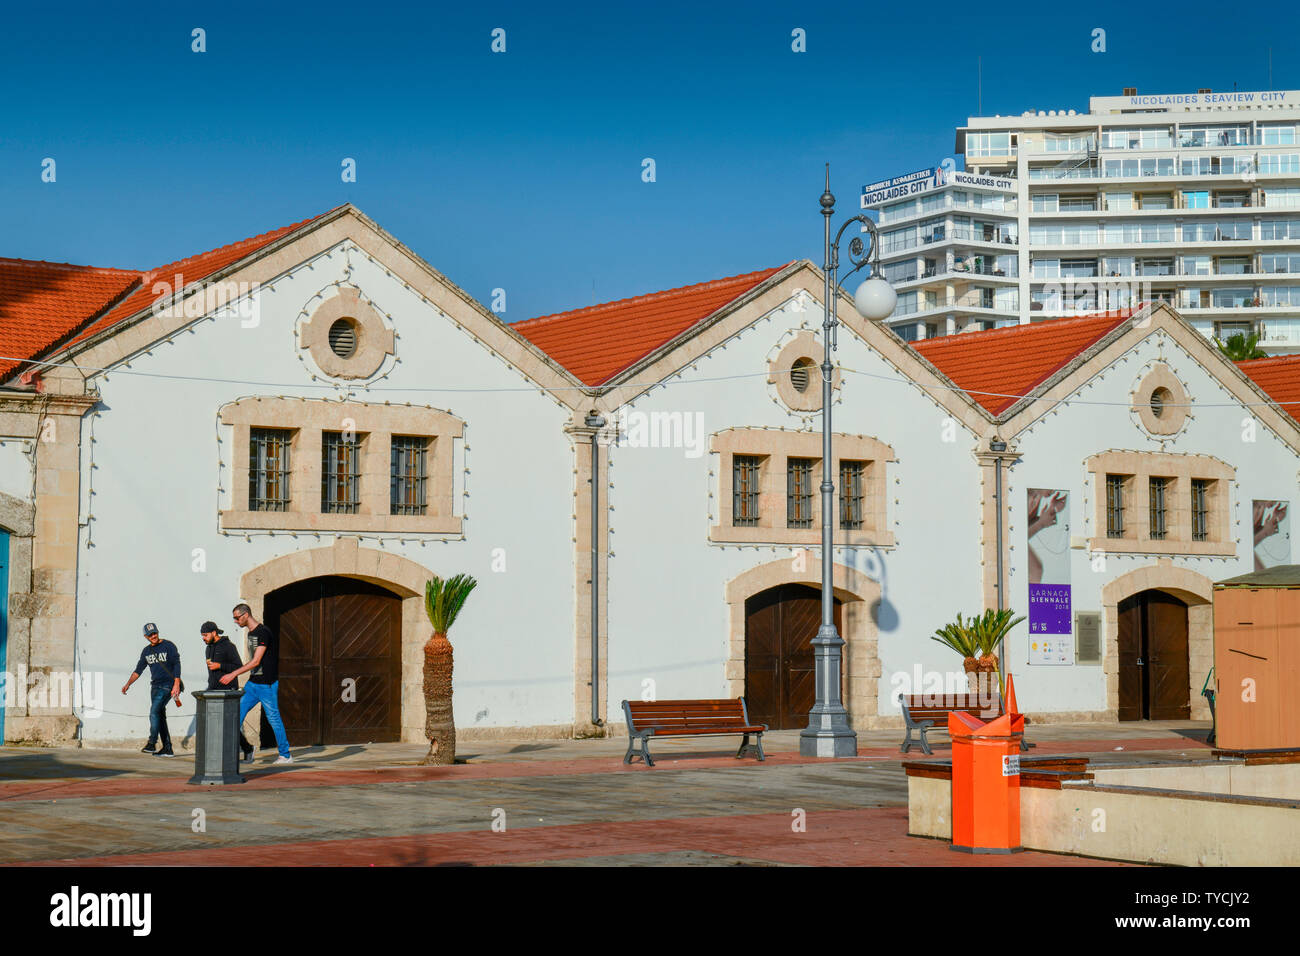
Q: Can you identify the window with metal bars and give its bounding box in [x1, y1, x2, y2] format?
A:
[322, 431, 362, 514]
[787, 457, 815, 529]
[390, 436, 429, 515]
[1149, 477, 1170, 539]
[733, 455, 762, 526]
[840, 460, 867, 530]
[1191, 479, 1211, 541]
[249, 428, 292, 511]
[1106, 474, 1128, 538]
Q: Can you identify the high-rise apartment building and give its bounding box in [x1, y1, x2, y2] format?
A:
[863, 88, 1300, 351]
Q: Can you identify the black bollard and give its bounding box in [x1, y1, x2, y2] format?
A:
[187, 688, 246, 785]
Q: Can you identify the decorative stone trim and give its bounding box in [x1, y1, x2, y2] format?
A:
[592, 267, 993, 439]
[769, 330, 839, 413]
[709, 428, 896, 547]
[238, 537, 434, 744]
[219, 397, 462, 534]
[1, 393, 93, 743]
[1133, 363, 1189, 437]
[723, 559, 882, 730]
[0, 488, 35, 537]
[565, 417, 610, 734]
[55, 208, 588, 411]
[1085, 451, 1235, 556]
[299, 286, 394, 380]
[975, 442, 1021, 611]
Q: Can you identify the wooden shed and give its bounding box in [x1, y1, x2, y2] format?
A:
[1213, 566, 1300, 751]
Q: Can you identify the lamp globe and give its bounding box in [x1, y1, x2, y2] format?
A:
[853, 277, 896, 321]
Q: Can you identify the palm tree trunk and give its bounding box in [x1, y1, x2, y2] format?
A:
[975, 654, 1000, 715]
[421, 632, 456, 766]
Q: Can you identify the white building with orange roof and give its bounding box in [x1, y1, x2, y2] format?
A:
[3, 204, 1300, 747]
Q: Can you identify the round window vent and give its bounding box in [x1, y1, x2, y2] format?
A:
[1150, 386, 1172, 418]
[328, 318, 358, 358]
[791, 357, 816, 393]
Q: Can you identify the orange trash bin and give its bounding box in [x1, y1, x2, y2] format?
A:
[948, 676, 1025, 854]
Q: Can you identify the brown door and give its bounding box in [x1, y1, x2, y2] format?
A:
[744, 584, 842, 730]
[262, 576, 403, 746]
[1117, 590, 1190, 720]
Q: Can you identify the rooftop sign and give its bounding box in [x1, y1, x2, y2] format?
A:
[861, 167, 1015, 207]
[1089, 90, 1300, 112]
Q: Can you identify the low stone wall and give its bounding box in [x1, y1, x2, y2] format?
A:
[907, 761, 1300, 865]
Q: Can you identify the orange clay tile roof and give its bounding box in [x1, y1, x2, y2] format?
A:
[912, 309, 1141, 416]
[0, 209, 341, 384]
[513, 264, 792, 386]
[0, 259, 140, 380]
[1236, 355, 1300, 422]
[62, 210, 337, 351]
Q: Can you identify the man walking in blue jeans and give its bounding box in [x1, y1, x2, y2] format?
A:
[121, 622, 182, 757]
[221, 603, 291, 764]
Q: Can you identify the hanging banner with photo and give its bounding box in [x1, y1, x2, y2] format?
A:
[1253, 500, 1290, 571]
[1026, 488, 1072, 665]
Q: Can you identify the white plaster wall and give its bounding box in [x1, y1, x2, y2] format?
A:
[1005, 329, 1300, 713]
[73, 242, 576, 742]
[606, 292, 987, 722]
[0, 439, 34, 506]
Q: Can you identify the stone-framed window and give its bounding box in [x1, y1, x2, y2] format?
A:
[1087, 452, 1233, 556]
[840, 459, 867, 530]
[249, 427, 293, 512]
[711, 429, 895, 546]
[390, 436, 429, 516]
[220, 398, 462, 534]
[321, 430, 364, 514]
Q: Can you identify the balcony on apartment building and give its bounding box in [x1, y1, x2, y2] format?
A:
[893, 287, 1020, 319]
[876, 193, 1019, 227]
[1030, 253, 1300, 283]
[1028, 158, 1300, 182]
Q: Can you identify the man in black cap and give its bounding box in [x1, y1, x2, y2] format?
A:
[201, 621, 254, 762]
[121, 623, 182, 757]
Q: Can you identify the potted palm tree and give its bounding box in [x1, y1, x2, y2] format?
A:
[930, 613, 980, 694]
[421, 573, 478, 766]
[931, 609, 1026, 708]
[965, 608, 1026, 702]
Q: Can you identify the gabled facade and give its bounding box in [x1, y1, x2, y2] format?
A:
[4, 207, 1300, 747]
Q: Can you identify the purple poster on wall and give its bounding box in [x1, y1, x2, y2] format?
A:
[1027, 489, 1072, 665]
[1028, 584, 1072, 633]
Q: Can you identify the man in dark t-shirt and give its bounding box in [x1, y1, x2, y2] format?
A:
[121, 622, 182, 756]
[220, 603, 291, 763]
[201, 621, 255, 761]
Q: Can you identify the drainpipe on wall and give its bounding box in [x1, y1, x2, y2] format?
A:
[585, 411, 606, 728]
[990, 438, 1008, 681]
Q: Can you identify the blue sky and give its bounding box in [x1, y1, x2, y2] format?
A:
[1, 1, 1297, 321]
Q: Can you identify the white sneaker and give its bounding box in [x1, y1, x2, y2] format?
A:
[274, 755, 293, 764]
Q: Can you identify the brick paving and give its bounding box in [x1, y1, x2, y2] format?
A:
[0, 721, 1212, 867]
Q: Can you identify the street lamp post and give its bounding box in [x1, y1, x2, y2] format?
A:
[799, 164, 896, 758]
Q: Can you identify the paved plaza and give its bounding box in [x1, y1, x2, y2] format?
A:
[0, 722, 1213, 866]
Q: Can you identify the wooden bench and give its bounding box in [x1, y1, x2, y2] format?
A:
[622, 698, 767, 767]
[900, 694, 1031, 755]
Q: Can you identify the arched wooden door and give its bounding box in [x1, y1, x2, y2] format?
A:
[744, 584, 843, 730]
[1117, 589, 1190, 720]
[262, 575, 403, 745]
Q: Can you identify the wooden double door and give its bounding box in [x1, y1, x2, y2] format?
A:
[262, 576, 403, 746]
[745, 584, 843, 730]
[1117, 590, 1190, 720]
